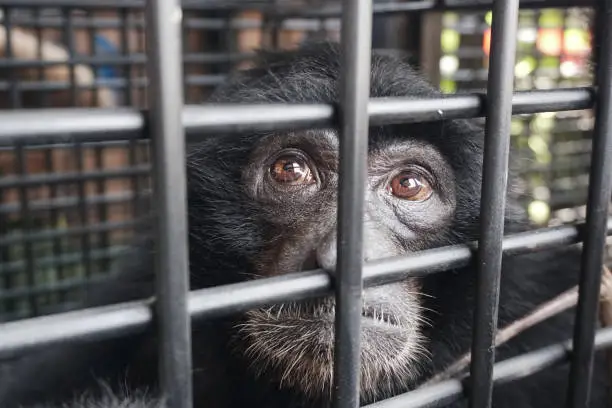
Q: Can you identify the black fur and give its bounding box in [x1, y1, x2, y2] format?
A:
[0, 42, 609, 408]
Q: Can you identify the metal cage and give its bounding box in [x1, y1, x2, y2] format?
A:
[0, 0, 611, 408]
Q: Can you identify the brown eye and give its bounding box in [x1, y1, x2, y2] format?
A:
[389, 171, 433, 201]
[270, 155, 314, 185]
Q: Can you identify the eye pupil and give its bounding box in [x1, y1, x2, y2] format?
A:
[390, 171, 433, 201]
[270, 156, 314, 185]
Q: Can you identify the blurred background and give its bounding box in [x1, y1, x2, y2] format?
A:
[0, 0, 607, 323]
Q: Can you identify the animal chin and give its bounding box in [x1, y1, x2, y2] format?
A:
[236, 299, 423, 401]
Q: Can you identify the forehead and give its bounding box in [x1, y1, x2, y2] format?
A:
[250, 126, 448, 162]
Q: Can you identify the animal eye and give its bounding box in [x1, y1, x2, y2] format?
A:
[270, 155, 315, 186]
[389, 171, 433, 201]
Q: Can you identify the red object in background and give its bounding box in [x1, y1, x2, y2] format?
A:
[483, 28, 491, 56]
[483, 26, 591, 57]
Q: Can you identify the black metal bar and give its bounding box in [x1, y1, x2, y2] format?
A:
[14, 144, 38, 316]
[94, 146, 110, 274]
[3, 7, 21, 108]
[566, 1, 612, 406]
[469, 2, 519, 407]
[332, 0, 373, 407]
[43, 148, 64, 304]
[87, 9, 99, 106]
[0, 219, 611, 360]
[74, 142, 93, 284]
[120, 8, 134, 106]
[0, 190, 151, 215]
[62, 7, 78, 106]
[0, 219, 146, 247]
[0, 0, 596, 12]
[34, 7, 50, 107]
[0, 74, 225, 92]
[1, 246, 128, 276]
[144, 0, 192, 406]
[0, 165, 151, 189]
[0, 88, 595, 145]
[0, 276, 114, 304]
[363, 327, 612, 408]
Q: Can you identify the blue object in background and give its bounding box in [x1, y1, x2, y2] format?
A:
[94, 34, 119, 80]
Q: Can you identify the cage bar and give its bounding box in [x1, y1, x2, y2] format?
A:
[0, 88, 595, 145]
[3, 7, 21, 108]
[469, 1, 519, 407]
[2, 219, 611, 360]
[566, 1, 612, 406]
[332, 0, 372, 407]
[363, 327, 612, 408]
[15, 144, 38, 316]
[144, 0, 192, 407]
[0, 0, 597, 12]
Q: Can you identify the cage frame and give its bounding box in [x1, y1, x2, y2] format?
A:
[0, 0, 611, 408]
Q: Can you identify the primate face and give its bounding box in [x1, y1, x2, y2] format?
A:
[236, 128, 458, 400]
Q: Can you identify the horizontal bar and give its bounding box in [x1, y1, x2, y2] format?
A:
[0, 0, 595, 11]
[0, 298, 154, 358]
[0, 275, 111, 301]
[0, 53, 251, 68]
[0, 0, 434, 13]
[0, 88, 595, 146]
[0, 190, 151, 215]
[363, 327, 612, 408]
[0, 74, 226, 93]
[1, 246, 129, 276]
[0, 15, 340, 32]
[0, 165, 150, 189]
[0, 218, 147, 247]
[0, 219, 610, 359]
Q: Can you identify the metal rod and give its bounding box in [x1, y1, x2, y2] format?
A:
[0, 0, 596, 12]
[363, 327, 612, 408]
[144, 0, 192, 406]
[566, 1, 612, 406]
[74, 142, 93, 283]
[0, 190, 151, 215]
[62, 7, 78, 106]
[3, 7, 21, 108]
[332, 1, 372, 407]
[469, 1, 519, 407]
[0, 165, 151, 189]
[14, 144, 37, 316]
[0, 220, 611, 359]
[0, 88, 595, 145]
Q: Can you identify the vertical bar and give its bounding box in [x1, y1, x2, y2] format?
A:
[15, 144, 37, 316]
[3, 7, 21, 109]
[87, 10, 99, 107]
[74, 142, 92, 283]
[566, 2, 612, 407]
[332, 1, 372, 408]
[120, 8, 134, 106]
[138, 11, 147, 107]
[144, 0, 192, 407]
[34, 7, 49, 108]
[44, 148, 64, 304]
[94, 146, 108, 274]
[468, 1, 519, 408]
[63, 8, 78, 106]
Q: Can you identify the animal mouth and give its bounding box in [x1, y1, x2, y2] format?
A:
[299, 251, 401, 327]
[361, 307, 400, 326]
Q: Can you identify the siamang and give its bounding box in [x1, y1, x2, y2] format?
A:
[0, 41, 609, 408]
